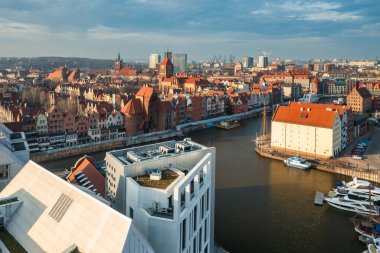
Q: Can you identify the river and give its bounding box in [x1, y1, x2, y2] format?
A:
[41, 116, 364, 253]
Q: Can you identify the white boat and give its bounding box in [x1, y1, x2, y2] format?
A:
[298, 92, 320, 103]
[329, 189, 380, 203]
[324, 195, 380, 216]
[284, 156, 312, 169]
[336, 178, 380, 198]
[333, 97, 345, 105]
[368, 244, 380, 253]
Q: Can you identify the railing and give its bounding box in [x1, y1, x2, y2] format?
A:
[145, 206, 173, 219]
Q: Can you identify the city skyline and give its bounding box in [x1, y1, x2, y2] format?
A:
[0, 0, 379, 60]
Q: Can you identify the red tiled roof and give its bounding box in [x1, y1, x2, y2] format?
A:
[118, 66, 137, 76]
[161, 58, 173, 65]
[289, 102, 348, 118]
[67, 156, 105, 197]
[121, 98, 143, 115]
[136, 86, 154, 98]
[273, 104, 337, 128]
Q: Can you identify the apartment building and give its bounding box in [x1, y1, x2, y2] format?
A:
[105, 138, 215, 253]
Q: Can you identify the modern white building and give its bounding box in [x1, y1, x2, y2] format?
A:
[0, 123, 29, 190]
[257, 55, 268, 68]
[0, 161, 154, 253]
[105, 138, 215, 253]
[271, 103, 342, 158]
[149, 54, 161, 69]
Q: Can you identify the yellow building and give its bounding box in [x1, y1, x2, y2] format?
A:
[271, 103, 342, 159]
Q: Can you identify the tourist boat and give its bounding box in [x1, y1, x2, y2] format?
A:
[216, 120, 240, 130]
[283, 156, 312, 169]
[324, 196, 380, 216]
[298, 92, 320, 103]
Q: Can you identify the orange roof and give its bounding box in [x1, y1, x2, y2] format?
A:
[47, 67, 66, 80]
[273, 104, 338, 128]
[121, 98, 143, 115]
[289, 102, 348, 118]
[67, 156, 105, 197]
[118, 66, 137, 76]
[160, 58, 173, 65]
[136, 86, 154, 98]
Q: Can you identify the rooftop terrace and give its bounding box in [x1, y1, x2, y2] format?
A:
[111, 138, 206, 166]
[133, 169, 180, 189]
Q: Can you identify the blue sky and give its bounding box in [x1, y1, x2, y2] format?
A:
[0, 0, 379, 61]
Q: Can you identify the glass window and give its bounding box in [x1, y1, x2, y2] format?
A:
[0, 164, 10, 180]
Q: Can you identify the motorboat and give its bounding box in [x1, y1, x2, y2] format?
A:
[284, 156, 312, 169]
[328, 189, 380, 203]
[324, 195, 380, 216]
[298, 92, 320, 103]
[336, 178, 380, 198]
[216, 120, 240, 130]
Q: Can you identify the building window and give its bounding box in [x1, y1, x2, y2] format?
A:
[0, 164, 9, 179]
[129, 207, 134, 219]
[182, 219, 187, 250]
[194, 206, 197, 232]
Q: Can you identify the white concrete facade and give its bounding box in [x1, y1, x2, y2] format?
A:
[0, 161, 155, 253]
[105, 139, 215, 253]
[0, 124, 29, 190]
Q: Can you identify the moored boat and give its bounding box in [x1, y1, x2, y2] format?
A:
[216, 120, 240, 130]
[283, 156, 311, 169]
[324, 196, 380, 216]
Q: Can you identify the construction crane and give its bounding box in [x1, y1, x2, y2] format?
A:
[229, 54, 235, 63]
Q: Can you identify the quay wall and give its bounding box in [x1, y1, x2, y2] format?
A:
[31, 130, 181, 163]
[31, 107, 271, 163]
[255, 147, 380, 183]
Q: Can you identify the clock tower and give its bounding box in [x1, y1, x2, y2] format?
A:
[114, 53, 123, 73]
[159, 52, 173, 80]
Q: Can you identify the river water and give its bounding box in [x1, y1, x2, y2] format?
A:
[41, 117, 364, 253]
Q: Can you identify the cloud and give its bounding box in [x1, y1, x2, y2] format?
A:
[0, 18, 48, 36]
[251, 0, 362, 22]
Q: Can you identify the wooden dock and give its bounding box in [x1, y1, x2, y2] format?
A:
[314, 191, 325, 205]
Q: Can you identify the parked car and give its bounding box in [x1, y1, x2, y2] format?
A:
[352, 155, 363, 160]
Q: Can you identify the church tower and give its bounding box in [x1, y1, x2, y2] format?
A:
[159, 51, 173, 80]
[114, 53, 123, 73]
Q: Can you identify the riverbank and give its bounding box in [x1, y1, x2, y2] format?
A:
[255, 143, 380, 183]
[31, 107, 270, 163]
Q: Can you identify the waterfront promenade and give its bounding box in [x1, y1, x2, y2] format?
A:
[31, 106, 270, 163]
[255, 129, 380, 183]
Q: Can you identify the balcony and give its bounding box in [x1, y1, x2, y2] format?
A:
[145, 205, 173, 219]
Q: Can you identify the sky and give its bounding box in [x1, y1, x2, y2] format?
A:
[0, 0, 379, 61]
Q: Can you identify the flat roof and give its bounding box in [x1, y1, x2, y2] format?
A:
[133, 169, 179, 189]
[110, 138, 207, 166]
